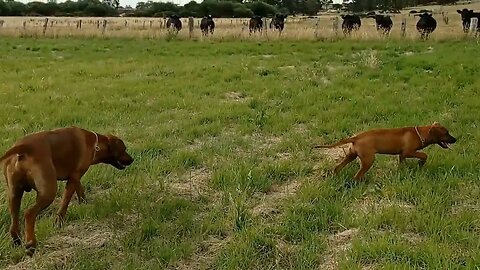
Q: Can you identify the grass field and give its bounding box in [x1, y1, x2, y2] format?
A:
[0, 38, 479, 269]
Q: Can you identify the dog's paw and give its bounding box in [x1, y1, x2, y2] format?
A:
[25, 241, 36, 257]
[12, 237, 22, 247]
[55, 215, 65, 228]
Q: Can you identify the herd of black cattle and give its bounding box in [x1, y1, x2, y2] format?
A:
[165, 8, 480, 39]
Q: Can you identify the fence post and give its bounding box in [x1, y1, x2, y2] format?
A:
[102, 19, 107, 35]
[125, 20, 128, 28]
[314, 17, 320, 38]
[143, 21, 146, 29]
[150, 20, 153, 28]
[43, 18, 48, 35]
[0, 20, 4, 28]
[188, 17, 194, 38]
[332, 17, 339, 35]
[401, 18, 407, 38]
[470, 17, 478, 35]
[442, 12, 449, 25]
[263, 17, 267, 36]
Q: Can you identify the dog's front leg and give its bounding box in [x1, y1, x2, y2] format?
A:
[400, 151, 428, 166]
[76, 183, 87, 204]
[56, 177, 78, 227]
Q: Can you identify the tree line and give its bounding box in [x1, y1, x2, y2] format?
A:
[0, 0, 460, 18]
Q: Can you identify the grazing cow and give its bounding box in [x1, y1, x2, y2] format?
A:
[457, 8, 480, 32]
[415, 13, 436, 39]
[368, 14, 393, 34]
[249, 15, 263, 33]
[341, 15, 361, 35]
[166, 15, 182, 32]
[270, 14, 287, 32]
[200, 15, 215, 36]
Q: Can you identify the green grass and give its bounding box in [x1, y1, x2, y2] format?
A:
[0, 38, 479, 269]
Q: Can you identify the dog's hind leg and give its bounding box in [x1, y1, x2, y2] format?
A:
[8, 187, 24, 246]
[5, 164, 25, 246]
[334, 152, 358, 174]
[354, 152, 375, 180]
[24, 162, 57, 256]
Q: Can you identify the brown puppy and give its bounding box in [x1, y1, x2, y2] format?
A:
[315, 122, 456, 180]
[0, 126, 134, 256]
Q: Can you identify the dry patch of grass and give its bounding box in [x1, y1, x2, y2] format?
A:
[173, 235, 232, 270]
[252, 179, 302, 218]
[321, 228, 360, 270]
[352, 197, 415, 218]
[169, 167, 213, 200]
[5, 222, 114, 270]
[224, 91, 249, 102]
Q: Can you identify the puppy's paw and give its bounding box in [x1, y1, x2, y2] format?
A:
[55, 215, 65, 228]
[12, 237, 22, 247]
[25, 241, 36, 257]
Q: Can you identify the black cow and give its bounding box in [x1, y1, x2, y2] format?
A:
[249, 15, 263, 33]
[341, 15, 361, 35]
[368, 14, 393, 34]
[200, 15, 215, 36]
[415, 13, 436, 39]
[457, 8, 480, 33]
[166, 15, 182, 32]
[270, 14, 287, 32]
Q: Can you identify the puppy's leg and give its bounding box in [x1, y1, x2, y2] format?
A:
[56, 180, 76, 227]
[334, 152, 358, 174]
[5, 169, 24, 246]
[354, 152, 375, 180]
[75, 183, 86, 204]
[403, 151, 428, 166]
[24, 163, 57, 257]
[8, 187, 24, 246]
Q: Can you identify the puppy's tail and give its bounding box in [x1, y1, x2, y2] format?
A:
[313, 137, 356, 149]
[0, 144, 32, 163]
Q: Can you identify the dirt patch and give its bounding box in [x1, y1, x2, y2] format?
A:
[252, 179, 302, 217]
[246, 133, 282, 152]
[224, 91, 248, 102]
[278, 65, 295, 70]
[321, 228, 359, 270]
[169, 167, 212, 200]
[315, 144, 352, 162]
[5, 222, 114, 270]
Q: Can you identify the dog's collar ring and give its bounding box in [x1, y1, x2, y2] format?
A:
[92, 132, 100, 161]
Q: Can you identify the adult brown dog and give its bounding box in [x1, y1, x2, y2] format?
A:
[0, 127, 134, 256]
[315, 122, 456, 180]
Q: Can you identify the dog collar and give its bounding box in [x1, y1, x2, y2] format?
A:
[415, 126, 425, 147]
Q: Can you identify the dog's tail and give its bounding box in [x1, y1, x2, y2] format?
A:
[313, 137, 356, 149]
[0, 144, 32, 163]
